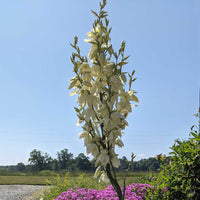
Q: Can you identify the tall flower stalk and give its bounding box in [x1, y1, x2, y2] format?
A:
[68, 0, 138, 199]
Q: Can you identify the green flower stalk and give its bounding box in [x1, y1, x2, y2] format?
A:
[68, 0, 138, 199]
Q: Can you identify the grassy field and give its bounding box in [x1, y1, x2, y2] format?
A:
[0, 175, 50, 185]
[0, 171, 153, 185]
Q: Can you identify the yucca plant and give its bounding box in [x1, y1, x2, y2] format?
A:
[69, 1, 138, 199]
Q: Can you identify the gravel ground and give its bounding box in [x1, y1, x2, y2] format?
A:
[0, 185, 47, 200]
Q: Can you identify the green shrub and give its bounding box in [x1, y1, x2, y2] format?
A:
[34, 173, 105, 200]
[161, 133, 200, 199]
[142, 173, 169, 199]
[146, 114, 200, 200]
[39, 170, 56, 176]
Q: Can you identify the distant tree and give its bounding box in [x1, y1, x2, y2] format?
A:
[57, 149, 73, 170]
[25, 164, 33, 172]
[148, 157, 161, 171]
[16, 162, 26, 172]
[129, 157, 161, 171]
[52, 159, 60, 172]
[119, 156, 128, 171]
[74, 153, 92, 171]
[7, 165, 17, 172]
[43, 152, 53, 170]
[28, 149, 53, 171]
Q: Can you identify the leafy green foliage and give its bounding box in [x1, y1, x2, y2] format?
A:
[28, 149, 53, 171]
[39, 170, 56, 176]
[57, 149, 73, 170]
[146, 114, 200, 200]
[35, 173, 105, 200]
[16, 162, 26, 172]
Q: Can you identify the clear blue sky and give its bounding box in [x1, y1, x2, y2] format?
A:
[0, 0, 199, 165]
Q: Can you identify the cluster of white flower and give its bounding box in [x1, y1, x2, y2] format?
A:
[69, 0, 138, 184]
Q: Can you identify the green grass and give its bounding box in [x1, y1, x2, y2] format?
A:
[0, 171, 155, 185]
[0, 175, 50, 185]
[118, 173, 147, 184]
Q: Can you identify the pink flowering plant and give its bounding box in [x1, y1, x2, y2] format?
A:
[54, 183, 151, 200]
[69, 0, 138, 199]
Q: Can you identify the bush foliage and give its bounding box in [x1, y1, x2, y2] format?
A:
[146, 114, 200, 200]
[35, 173, 105, 200]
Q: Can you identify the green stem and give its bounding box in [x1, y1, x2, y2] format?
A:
[105, 163, 124, 200]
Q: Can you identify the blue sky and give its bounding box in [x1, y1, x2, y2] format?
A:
[0, 0, 199, 165]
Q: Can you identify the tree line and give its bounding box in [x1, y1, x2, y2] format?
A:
[0, 149, 161, 173]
